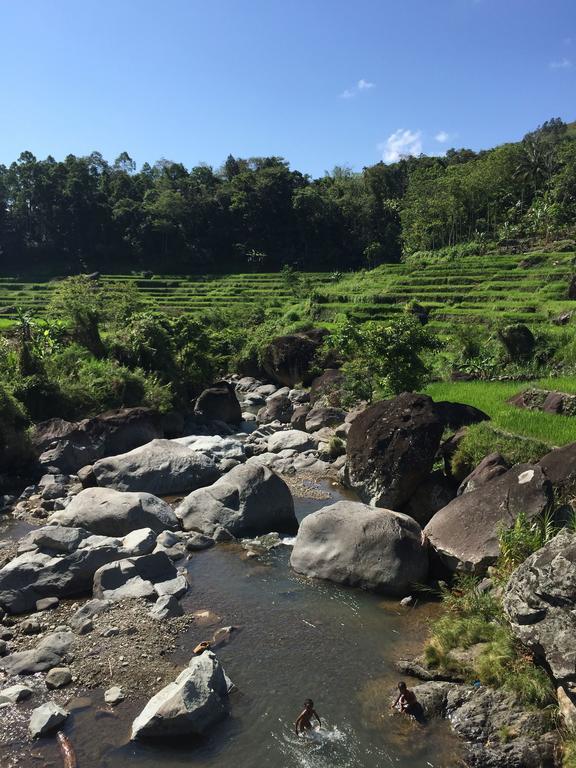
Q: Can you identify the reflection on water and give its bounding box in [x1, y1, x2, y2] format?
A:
[1, 483, 462, 768]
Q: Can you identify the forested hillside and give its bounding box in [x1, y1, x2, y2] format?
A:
[1, 118, 574, 275]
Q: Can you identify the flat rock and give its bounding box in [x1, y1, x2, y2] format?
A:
[424, 464, 551, 574]
[267, 430, 314, 453]
[1, 632, 74, 675]
[0, 684, 33, 704]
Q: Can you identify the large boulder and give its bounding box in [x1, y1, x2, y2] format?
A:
[0, 528, 157, 613]
[539, 442, 576, 496]
[424, 464, 551, 574]
[131, 651, 229, 740]
[414, 681, 559, 768]
[50, 487, 178, 536]
[401, 471, 456, 527]
[194, 381, 242, 425]
[261, 330, 327, 388]
[91, 439, 221, 495]
[498, 324, 535, 360]
[176, 462, 297, 537]
[290, 501, 428, 595]
[344, 393, 445, 508]
[504, 529, 576, 688]
[93, 551, 187, 602]
[32, 407, 166, 474]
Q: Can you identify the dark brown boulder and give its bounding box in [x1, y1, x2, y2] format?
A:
[310, 369, 346, 407]
[401, 471, 456, 527]
[194, 381, 242, 425]
[290, 404, 311, 431]
[261, 330, 327, 388]
[344, 393, 445, 508]
[539, 442, 576, 496]
[424, 464, 552, 574]
[498, 323, 535, 359]
[32, 408, 165, 475]
[457, 452, 510, 496]
[256, 395, 293, 425]
[434, 401, 489, 430]
[305, 406, 346, 433]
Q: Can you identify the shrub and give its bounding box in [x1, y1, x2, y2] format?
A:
[0, 383, 33, 468]
[451, 422, 550, 478]
[496, 510, 558, 582]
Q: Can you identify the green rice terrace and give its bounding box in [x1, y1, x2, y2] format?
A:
[1, 249, 575, 333]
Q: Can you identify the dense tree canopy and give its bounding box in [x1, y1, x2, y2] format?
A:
[0, 118, 574, 275]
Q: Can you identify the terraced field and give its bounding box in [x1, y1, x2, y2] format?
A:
[0, 251, 574, 333]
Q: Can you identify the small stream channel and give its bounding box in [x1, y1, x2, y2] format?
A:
[1, 482, 462, 768]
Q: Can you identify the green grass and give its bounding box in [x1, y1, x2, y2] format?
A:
[1, 250, 575, 332]
[425, 379, 576, 446]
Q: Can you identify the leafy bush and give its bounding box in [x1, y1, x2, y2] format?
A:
[0, 383, 33, 468]
[451, 422, 550, 478]
[329, 315, 440, 401]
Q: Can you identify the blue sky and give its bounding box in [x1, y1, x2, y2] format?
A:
[0, 0, 574, 177]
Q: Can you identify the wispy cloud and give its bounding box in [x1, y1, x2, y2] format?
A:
[434, 130, 451, 143]
[549, 57, 573, 69]
[378, 129, 422, 163]
[339, 79, 376, 98]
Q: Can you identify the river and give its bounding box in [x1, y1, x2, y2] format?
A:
[1, 482, 462, 768]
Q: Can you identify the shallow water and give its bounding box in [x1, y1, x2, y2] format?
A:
[2, 483, 462, 768]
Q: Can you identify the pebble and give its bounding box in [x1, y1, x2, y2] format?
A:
[104, 686, 125, 705]
[36, 597, 59, 612]
[45, 667, 72, 690]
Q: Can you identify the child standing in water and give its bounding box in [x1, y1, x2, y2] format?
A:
[391, 682, 424, 721]
[295, 699, 322, 735]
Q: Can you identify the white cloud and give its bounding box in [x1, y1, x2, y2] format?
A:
[379, 129, 423, 163]
[435, 130, 451, 143]
[339, 79, 375, 98]
[549, 57, 573, 69]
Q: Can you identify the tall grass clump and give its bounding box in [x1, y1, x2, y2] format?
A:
[451, 422, 550, 479]
[424, 573, 555, 707]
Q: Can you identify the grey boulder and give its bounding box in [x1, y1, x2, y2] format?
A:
[290, 501, 428, 595]
[93, 552, 188, 602]
[504, 528, 576, 687]
[29, 701, 69, 738]
[424, 464, 551, 574]
[131, 651, 229, 740]
[1, 632, 74, 675]
[176, 462, 297, 537]
[91, 439, 221, 495]
[50, 487, 178, 536]
[267, 430, 315, 453]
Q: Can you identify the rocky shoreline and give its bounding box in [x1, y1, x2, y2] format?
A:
[0, 369, 575, 766]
